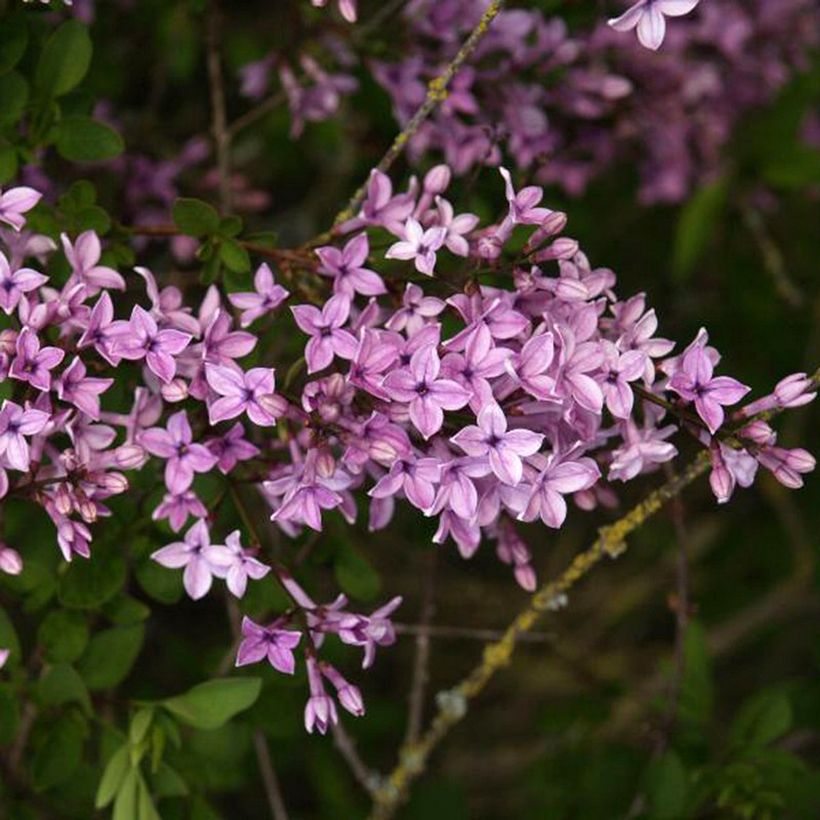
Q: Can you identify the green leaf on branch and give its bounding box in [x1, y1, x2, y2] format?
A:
[644, 752, 688, 819]
[0, 71, 29, 126]
[34, 20, 92, 98]
[95, 744, 130, 809]
[31, 710, 89, 791]
[0, 15, 29, 76]
[112, 767, 139, 820]
[37, 663, 92, 714]
[730, 691, 792, 749]
[56, 115, 124, 162]
[38, 609, 89, 662]
[219, 238, 251, 273]
[162, 677, 262, 730]
[78, 624, 145, 690]
[58, 543, 126, 609]
[172, 197, 220, 237]
[129, 706, 155, 746]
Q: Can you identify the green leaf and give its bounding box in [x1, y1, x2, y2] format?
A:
[0, 15, 28, 76]
[172, 197, 220, 237]
[678, 621, 713, 729]
[137, 774, 161, 820]
[56, 115, 124, 162]
[136, 557, 183, 604]
[672, 179, 728, 281]
[645, 752, 687, 819]
[0, 684, 21, 745]
[78, 624, 145, 690]
[0, 144, 18, 184]
[31, 710, 88, 791]
[34, 20, 92, 98]
[150, 762, 189, 798]
[112, 767, 139, 820]
[219, 238, 251, 273]
[334, 545, 381, 602]
[38, 609, 89, 663]
[0, 71, 29, 126]
[37, 663, 91, 714]
[103, 595, 151, 626]
[95, 744, 130, 809]
[219, 215, 243, 237]
[163, 677, 262, 730]
[130, 707, 154, 746]
[731, 691, 792, 749]
[58, 544, 126, 609]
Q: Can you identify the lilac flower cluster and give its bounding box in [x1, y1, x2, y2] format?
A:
[368, 0, 819, 203]
[0, 164, 814, 728]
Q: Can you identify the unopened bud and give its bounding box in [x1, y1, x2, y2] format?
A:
[161, 378, 189, 403]
[423, 164, 451, 195]
[0, 545, 23, 576]
[114, 444, 147, 469]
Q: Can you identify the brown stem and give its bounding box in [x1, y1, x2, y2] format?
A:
[206, 1, 231, 211]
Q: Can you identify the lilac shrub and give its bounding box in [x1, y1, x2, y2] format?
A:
[0, 164, 815, 735]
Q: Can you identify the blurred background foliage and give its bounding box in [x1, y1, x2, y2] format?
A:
[0, 0, 818, 818]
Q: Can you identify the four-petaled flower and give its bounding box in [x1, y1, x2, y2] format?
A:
[291, 294, 358, 373]
[235, 616, 302, 673]
[150, 519, 227, 600]
[316, 233, 386, 297]
[113, 305, 192, 384]
[383, 344, 471, 439]
[228, 263, 290, 327]
[0, 400, 49, 471]
[669, 344, 750, 434]
[520, 455, 601, 528]
[209, 530, 270, 598]
[451, 403, 544, 485]
[385, 218, 447, 275]
[205, 363, 281, 426]
[9, 328, 65, 392]
[139, 410, 218, 494]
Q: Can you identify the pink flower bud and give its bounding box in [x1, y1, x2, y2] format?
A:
[161, 378, 189, 403]
[514, 563, 537, 592]
[774, 373, 816, 409]
[423, 164, 451, 195]
[114, 444, 147, 469]
[54, 483, 73, 516]
[337, 684, 365, 717]
[97, 472, 129, 494]
[0, 329, 17, 356]
[0, 648, 9, 669]
[0, 545, 23, 575]
[758, 446, 816, 490]
[739, 419, 775, 445]
[535, 237, 580, 263]
[709, 457, 733, 503]
[257, 393, 288, 419]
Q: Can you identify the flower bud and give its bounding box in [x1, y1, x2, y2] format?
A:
[97, 471, 129, 494]
[257, 393, 288, 420]
[774, 372, 816, 409]
[0, 329, 17, 356]
[337, 684, 365, 717]
[54, 483, 74, 516]
[161, 378, 189, 403]
[0, 545, 23, 576]
[423, 164, 451, 195]
[535, 237, 579, 263]
[114, 444, 147, 469]
[514, 563, 537, 592]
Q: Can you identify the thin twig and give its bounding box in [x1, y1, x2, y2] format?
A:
[394, 623, 558, 644]
[253, 730, 291, 820]
[331, 721, 382, 795]
[206, 1, 231, 211]
[314, 0, 506, 243]
[740, 201, 804, 309]
[404, 549, 437, 747]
